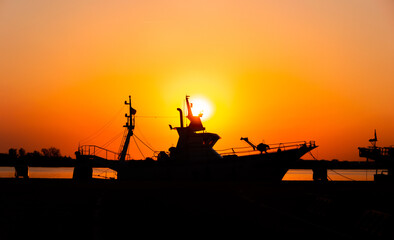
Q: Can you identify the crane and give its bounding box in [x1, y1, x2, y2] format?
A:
[240, 137, 270, 153]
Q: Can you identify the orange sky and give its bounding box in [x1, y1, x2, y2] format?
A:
[1, 0, 394, 161]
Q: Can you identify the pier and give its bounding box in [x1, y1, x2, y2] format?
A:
[1, 155, 392, 181]
[289, 159, 392, 181]
[0, 179, 393, 239]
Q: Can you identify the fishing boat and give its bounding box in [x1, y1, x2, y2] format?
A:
[74, 95, 317, 181]
[358, 130, 393, 181]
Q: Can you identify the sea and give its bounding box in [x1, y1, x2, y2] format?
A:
[0, 167, 117, 179]
[0, 167, 380, 181]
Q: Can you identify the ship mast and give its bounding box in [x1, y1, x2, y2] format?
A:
[119, 95, 137, 162]
[184, 95, 205, 132]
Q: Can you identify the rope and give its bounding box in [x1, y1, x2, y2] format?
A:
[134, 134, 156, 153]
[80, 105, 125, 144]
[100, 131, 124, 149]
[135, 127, 156, 151]
[132, 135, 145, 158]
[328, 169, 356, 181]
[309, 151, 318, 160]
[93, 168, 116, 179]
[93, 168, 108, 179]
[308, 152, 356, 181]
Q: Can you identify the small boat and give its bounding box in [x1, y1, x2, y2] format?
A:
[75, 95, 317, 181]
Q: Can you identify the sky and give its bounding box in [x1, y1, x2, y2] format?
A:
[1, 0, 394, 161]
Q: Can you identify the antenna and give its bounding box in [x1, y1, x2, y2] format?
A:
[369, 129, 377, 148]
[119, 95, 137, 161]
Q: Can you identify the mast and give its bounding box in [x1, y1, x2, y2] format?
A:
[184, 95, 205, 132]
[369, 129, 378, 148]
[119, 95, 137, 162]
[185, 95, 193, 119]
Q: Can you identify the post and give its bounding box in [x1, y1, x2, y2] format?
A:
[73, 151, 93, 180]
[313, 167, 328, 182]
[177, 108, 184, 128]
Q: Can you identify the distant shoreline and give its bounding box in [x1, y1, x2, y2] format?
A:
[0, 157, 76, 167]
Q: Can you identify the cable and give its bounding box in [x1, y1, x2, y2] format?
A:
[133, 135, 145, 158]
[134, 134, 156, 153]
[135, 127, 155, 151]
[309, 151, 318, 160]
[329, 169, 356, 181]
[99, 131, 124, 150]
[80, 105, 125, 144]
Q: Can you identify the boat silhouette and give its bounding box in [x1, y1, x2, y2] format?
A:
[74, 95, 317, 181]
[358, 130, 393, 181]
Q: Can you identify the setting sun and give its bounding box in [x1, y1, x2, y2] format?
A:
[1, 0, 394, 162]
[189, 96, 214, 121]
[1, 1, 394, 237]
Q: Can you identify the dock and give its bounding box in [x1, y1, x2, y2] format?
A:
[1, 156, 392, 181]
[0, 179, 392, 239]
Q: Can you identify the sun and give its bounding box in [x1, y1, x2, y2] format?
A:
[189, 96, 214, 120]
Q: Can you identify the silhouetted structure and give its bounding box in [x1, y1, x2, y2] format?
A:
[240, 137, 270, 153]
[72, 150, 92, 180]
[9, 148, 29, 179]
[75, 95, 317, 181]
[359, 130, 393, 181]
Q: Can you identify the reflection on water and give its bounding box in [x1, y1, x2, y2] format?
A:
[0, 167, 15, 178]
[0, 167, 379, 181]
[93, 168, 117, 179]
[283, 169, 377, 181]
[0, 167, 117, 179]
[30, 167, 74, 178]
[282, 169, 314, 181]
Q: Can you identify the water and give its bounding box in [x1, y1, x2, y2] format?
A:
[282, 169, 378, 181]
[0, 167, 117, 179]
[0, 167, 379, 181]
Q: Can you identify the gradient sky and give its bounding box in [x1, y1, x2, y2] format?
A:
[1, 0, 394, 161]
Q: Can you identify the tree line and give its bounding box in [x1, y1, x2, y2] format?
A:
[0, 147, 74, 167]
[7, 147, 62, 159]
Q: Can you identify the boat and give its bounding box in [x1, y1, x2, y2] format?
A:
[74, 95, 317, 181]
[358, 130, 393, 181]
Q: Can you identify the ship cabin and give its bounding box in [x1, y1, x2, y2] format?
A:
[168, 96, 222, 163]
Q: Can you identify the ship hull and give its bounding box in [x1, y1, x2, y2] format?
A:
[113, 146, 315, 181]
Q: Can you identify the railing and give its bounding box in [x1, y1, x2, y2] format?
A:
[78, 145, 131, 160]
[216, 141, 316, 156]
[381, 147, 393, 156]
[359, 146, 393, 157]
